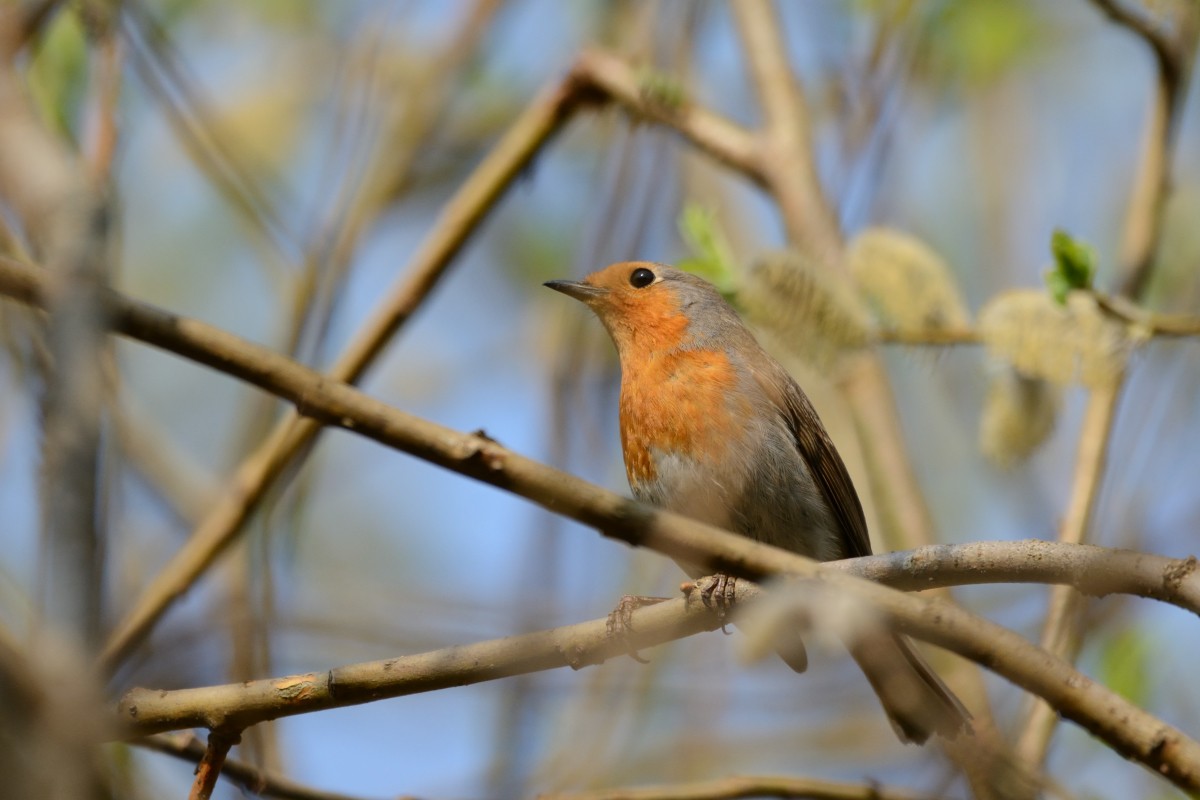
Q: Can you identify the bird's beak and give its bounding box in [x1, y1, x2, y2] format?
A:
[543, 279, 608, 303]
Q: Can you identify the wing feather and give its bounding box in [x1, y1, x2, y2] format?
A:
[757, 364, 872, 559]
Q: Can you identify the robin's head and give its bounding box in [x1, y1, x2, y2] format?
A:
[546, 262, 741, 355]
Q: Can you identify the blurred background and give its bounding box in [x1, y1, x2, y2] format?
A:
[2, 0, 1200, 798]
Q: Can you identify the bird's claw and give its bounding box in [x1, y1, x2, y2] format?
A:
[698, 573, 739, 633]
[606, 595, 669, 663]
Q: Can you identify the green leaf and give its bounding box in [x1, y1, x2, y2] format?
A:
[676, 203, 736, 293]
[1045, 228, 1095, 304]
[28, 7, 89, 140]
[1097, 626, 1152, 708]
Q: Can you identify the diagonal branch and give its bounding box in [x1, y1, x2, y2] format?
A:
[97, 69, 588, 674]
[139, 733, 375, 800]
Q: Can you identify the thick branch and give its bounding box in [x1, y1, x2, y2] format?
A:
[110, 540, 1200, 788]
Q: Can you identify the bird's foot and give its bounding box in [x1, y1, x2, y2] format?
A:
[606, 595, 670, 663]
[697, 573, 739, 633]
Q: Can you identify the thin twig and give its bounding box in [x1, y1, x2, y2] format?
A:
[141, 733, 377, 800]
[1094, 292, 1200, 336]
[573, 48, 765, 184]
[1086, 0, 1199, 298]
[536, 774, 941, 800]
[188, 728, 241, 800]
[1013, 374, 1126, 766]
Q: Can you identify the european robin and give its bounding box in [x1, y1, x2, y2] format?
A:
[546, 261, 970, 744]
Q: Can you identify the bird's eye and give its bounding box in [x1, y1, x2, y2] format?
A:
[629, 267, 655, 288]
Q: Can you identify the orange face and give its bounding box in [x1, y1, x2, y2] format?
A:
[544, 261, 691, 355]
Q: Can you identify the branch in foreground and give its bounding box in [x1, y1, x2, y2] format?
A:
[537, 774, 939, 800]
[2, 259, 1199, 789]
[188, 729, 239, 800]
[139, 733, 373, 800]
[118, 587, 723, 736]
[113, 540, 1200, 737]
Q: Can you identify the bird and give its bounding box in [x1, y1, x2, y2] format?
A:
[545, 260, 970, 744]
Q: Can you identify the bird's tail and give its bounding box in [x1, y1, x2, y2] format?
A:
[847, 633, 972, 745]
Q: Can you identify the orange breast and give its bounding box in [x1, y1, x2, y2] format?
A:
[618, 348, 746, 488]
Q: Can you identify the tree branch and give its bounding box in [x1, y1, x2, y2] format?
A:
[0, 4, 110, 652]
[1014, 374, 1126, 765]
[730, 0, 842, 260]
[1086, 0, 1199, 298]
[536, 774, 940, 800]
[140, 733, 375, 800]
[97, 67, 587, 674]
[188, 728, 240, 800]
[109, 539, 1200, 788]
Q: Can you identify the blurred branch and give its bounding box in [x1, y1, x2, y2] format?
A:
[538, 775, 939, 800]
[1094, 291, 1200, 335]
[874, 327, 981, 345]
[112, 396, 219, 527]
[572, 48, 765, 184]
[1015, 0, 1200, 766]
[140, 733, 376, 800]
[1085, 0, 1199, 298]
[97, 67, 586, 675]
[1089, 0, 1186, 93]
[0, 8, 110, 651]
[730, 0, 842, 259]
[187, 728, 240, 800]
[0, 1, 58, 57]
[1014, 373, 1126, 765]
[120, 0, 297, 269]
[0, 259, 1190, 785]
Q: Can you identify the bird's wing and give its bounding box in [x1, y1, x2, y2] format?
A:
[758, 364, 873, 559]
